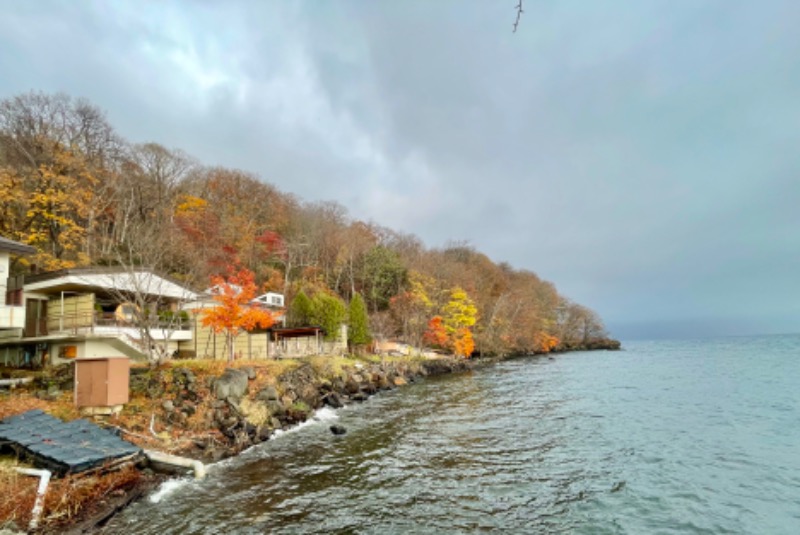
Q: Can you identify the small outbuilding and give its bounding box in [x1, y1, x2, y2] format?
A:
[74, 356, 130, 414]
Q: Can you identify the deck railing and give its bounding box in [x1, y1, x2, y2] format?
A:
[42, 311, 192, 336]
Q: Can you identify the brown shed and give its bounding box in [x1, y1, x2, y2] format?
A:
[74, 357, 130, 408]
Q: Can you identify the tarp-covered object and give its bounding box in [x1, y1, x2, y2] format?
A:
[0, 410, 141, 474]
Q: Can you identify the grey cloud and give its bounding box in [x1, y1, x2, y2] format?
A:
[1, 0, 798, 339]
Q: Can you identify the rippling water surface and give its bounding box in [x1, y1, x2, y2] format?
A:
[110, 335, 800, 534]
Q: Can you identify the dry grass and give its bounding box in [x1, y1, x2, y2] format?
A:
[41, 465, 142, 529]
[0, 458, 38, 529]
[166, 358, 227, 376]
[0, 390, 79, 422]
[0, 458, 143, 532]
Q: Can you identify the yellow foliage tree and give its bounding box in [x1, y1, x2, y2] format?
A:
[442, 287, 478, 357]
[19, 142, 96, 270]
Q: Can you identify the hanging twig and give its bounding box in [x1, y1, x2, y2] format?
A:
[513, 0, 524, 33]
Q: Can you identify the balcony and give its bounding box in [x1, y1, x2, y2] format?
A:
[32, 311, 194, 342]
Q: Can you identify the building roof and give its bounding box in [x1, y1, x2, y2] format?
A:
[23, 267, 198, 300]
[0, 236, 36, 255]
[268, 326, 325, 338]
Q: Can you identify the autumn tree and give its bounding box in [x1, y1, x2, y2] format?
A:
[0, 92, 122, 268]
[99, 143, 194, 262]
[423, 287, 478, 358]
[202, 265, 276, 362]
[362, 245, 407, 312]
[390, 271, 435, 350]
[452, 328, 475, 358]
[16, 141, 97, 270]
[348, 292, 371, 350]
[555, 299, 607, 350]
[423, 316, 448, 348]
[442, 287, 478, 336]
[330, 221, 375, 300]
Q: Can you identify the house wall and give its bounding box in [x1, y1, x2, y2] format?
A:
[187, 320, 276, 360]
[0, 252, 25, 330]
[0, 251, 9, 296]
[0, 305, 24, 330]
[182, 316, 347, 360]
[83, 339, 129, 359]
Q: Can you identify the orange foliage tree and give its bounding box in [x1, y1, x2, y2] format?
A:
[452, 328, 475, 357]
[201, 265, 275, 362]
[423, 316, 449, 348]
[534, 332, 560, 353]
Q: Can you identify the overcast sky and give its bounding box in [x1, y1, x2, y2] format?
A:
[2, 0, 798, 340]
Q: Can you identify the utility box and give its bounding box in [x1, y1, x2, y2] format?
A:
[74, 357, 130, 410]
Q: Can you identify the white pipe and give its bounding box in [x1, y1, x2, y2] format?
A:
[144, 449, 206, 480]
[16, 468, 51, 531]
[0, 377, 33, 387]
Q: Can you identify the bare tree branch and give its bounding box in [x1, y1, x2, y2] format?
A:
[513, 0, 524, 33]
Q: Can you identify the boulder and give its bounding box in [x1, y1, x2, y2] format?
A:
[226, 396, 243, 415]
[332, 378, 346, 392]
[330, 425, 347, 435]
[173, 367, 196, 384]
[323, 392, 345, 409]
[213, 368, 249, 401]
[266, 400, 286, 417]
[183, 369, 197, 383]
[297, 384, 320, 408]
[220, 416, 238, 429]
[162, 400, 175, 412]
[256, 385, 280, 402]
[258, 426, 272, 442]
[345, 377, 361, 395]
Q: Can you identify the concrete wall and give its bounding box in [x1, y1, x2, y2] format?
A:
[49, 339, 130, 366]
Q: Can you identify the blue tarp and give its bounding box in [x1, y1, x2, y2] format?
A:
[0, 409, 142, 474]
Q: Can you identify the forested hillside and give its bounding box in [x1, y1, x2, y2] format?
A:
[0, 92, 614, 355]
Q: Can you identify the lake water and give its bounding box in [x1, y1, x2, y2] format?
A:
[109, 335, 800, 534]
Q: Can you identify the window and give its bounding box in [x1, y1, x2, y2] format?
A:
[5, 289, 22, 306]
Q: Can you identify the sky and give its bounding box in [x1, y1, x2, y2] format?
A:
[1, 0, 799, 340]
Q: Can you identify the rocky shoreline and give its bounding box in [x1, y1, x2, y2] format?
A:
[140, 356, 473, 464]
[132, 341, 620, 465]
